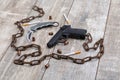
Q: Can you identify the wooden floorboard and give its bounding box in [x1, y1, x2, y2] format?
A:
[0, 0, 39, 79]
[0, 0, 119, 80]
[42, 0, 110, 80]
[96, 0, 120, 80]
[0, 0, 66, 80]
[0, 0, 38, 60]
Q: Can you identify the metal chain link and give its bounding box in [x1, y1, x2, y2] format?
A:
[11, 6, 104, 66]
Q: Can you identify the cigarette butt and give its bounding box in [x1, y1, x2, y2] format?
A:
[22, 23, 29, 26]
[63, 14, 71, 25]
[63, 50, 81, 56]
[22, 21, 41, 27]
[66, 20, 70, 25]
[75, 51, 81, 54]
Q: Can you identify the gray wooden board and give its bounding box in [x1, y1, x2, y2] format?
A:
[0, 0, 75, 80]
[33, 0, 75, 79]
[96, 0, 120, 80]
[0, 0, 37, 60]
[0, 0, 119, 80]
[0, 13, 24, 59]
[0, 0, 38, 79]
[42, 0, 111, 80]
[0, 0, 36, 15]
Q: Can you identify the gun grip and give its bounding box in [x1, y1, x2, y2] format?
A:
[63, 28, 87, 39]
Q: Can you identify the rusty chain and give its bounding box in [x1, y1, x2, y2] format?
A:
[11, 6, 45, 66]
[11, 6, 104, 66]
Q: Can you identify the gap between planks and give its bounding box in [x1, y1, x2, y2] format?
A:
[42, 0, 111, 80]
[0, 0, 39, 61]
[95, 0, 112, 80]
[40, 0, 75, 79]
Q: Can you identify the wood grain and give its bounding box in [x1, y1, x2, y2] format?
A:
[0, 0, 39, 79]
[42, 0, 110, 80]
[0, 0, 62, 80]
[0, 0, 119, 80]
[0, 0, 72, 80]
[0, 0, 36, 15]
[96, 0, 120, 80]
[0, 0, 37, 60]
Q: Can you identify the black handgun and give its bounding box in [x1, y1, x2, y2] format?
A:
[47, 25, 87, 48]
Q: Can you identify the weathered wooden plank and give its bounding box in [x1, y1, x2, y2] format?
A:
[0, 13, 26, 59]
[42, 0, 110, 80]
[0, 0, 36, 15]
[0, 0, 77, 80]
[35, 0, 75, 79]
[96, 0, 120, 80]
[0, 0, 38, 60]
[0, 0, 39, 79]
[0, 0, 73, 80]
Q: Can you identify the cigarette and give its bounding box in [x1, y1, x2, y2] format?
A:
[63, 14, 71, 25]
[22, 21, 41, 27]
[63, 51, 81, 56]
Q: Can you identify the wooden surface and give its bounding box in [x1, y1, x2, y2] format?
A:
[0, 0, 120, 80]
